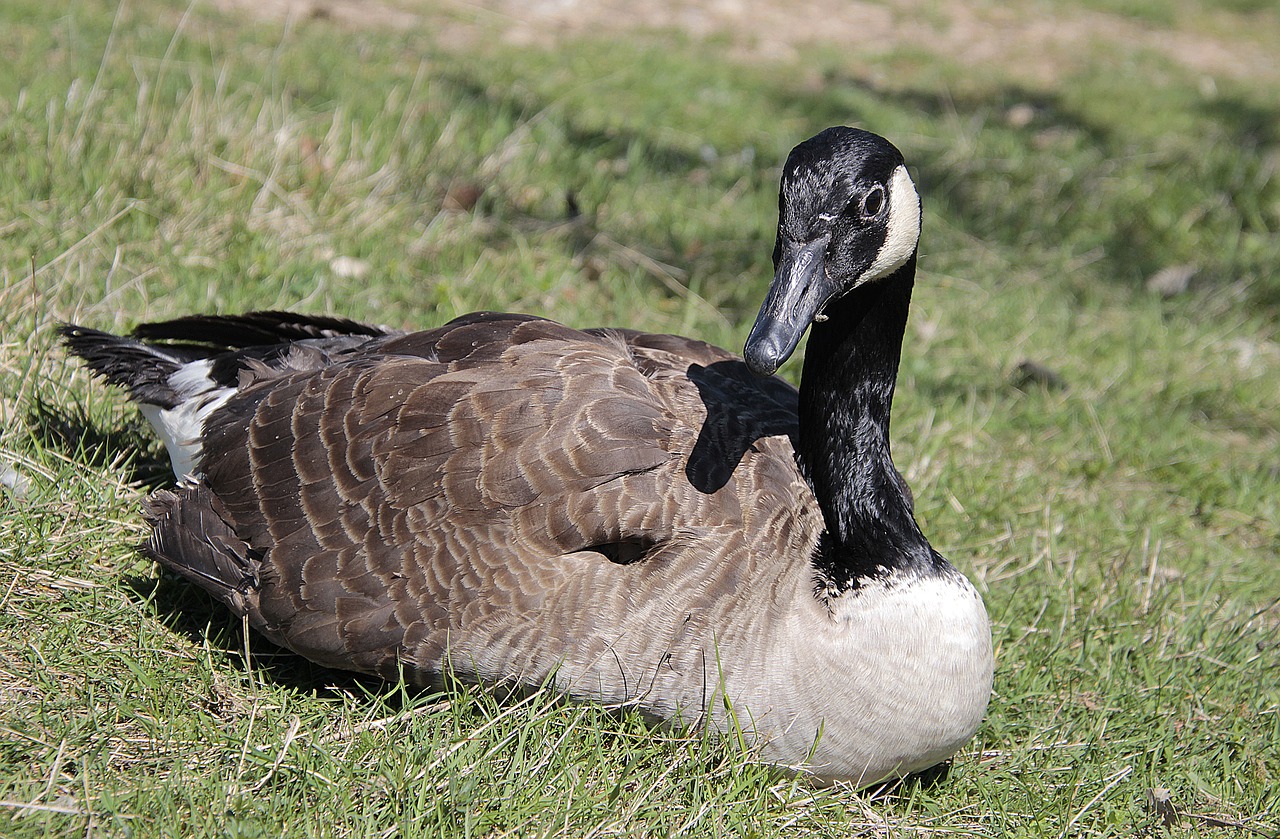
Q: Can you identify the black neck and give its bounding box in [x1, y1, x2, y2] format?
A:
[797, 254, 938, 588]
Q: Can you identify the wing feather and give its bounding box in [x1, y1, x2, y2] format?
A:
[145, 313, 814, 684]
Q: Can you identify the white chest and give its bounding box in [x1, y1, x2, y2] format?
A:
[724, 571, 994, 785]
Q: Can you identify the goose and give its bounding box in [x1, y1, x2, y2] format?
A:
[60, 127, 993, 786]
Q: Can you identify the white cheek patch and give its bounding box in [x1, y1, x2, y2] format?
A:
[859, 165, 921, 283]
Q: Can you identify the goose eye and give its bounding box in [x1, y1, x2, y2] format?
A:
[843, 185, 887, 221]
[860, 186, 886, 218]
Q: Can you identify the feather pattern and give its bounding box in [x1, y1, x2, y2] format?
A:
[173, 313, 810, 689]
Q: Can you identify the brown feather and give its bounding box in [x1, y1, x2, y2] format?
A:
[144, 314, 807, 693]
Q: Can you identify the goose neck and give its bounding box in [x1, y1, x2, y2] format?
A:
[797, 256, 934, 585]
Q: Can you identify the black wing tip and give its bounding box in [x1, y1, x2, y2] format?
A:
[57, 321, 116, 348]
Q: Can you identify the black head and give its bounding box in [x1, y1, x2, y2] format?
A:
[744, 127, 922, 376]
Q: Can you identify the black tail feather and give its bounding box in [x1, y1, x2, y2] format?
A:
[132, 311, 391, 349]
[61, 313, 394, 407]
[58, 324, 199, 409]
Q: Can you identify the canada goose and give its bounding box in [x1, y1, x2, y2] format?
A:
[61, 127, 993, 786]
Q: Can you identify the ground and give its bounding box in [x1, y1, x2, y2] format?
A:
[214, 0, 1280, 84]
[2, 0, 1277, 834]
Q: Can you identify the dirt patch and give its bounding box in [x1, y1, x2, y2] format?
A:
[212, 0, 1279, 86]
[213, 0, 420, 30]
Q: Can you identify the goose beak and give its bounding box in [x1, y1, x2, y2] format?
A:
[744, 237, 835, 376]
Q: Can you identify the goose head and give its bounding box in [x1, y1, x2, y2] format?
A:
[744, 127, 922, 376]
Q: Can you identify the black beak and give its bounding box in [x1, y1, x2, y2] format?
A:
[743, 237, 836, 376]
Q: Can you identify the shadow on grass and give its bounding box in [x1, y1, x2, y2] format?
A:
[125, 572, 390, 700]
[436, 71, 710, 178]
[24, 399, 382, 697]
[896, 760, 953, 792]
[418, 69, 774, 316]
[428, 55, 1280, 312]
[26, 398, 172, 490]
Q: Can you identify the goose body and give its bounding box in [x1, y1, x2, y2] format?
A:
[62, 128, 993, 785]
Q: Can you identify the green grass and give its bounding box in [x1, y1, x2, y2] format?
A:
[2, 1, 1278, 836]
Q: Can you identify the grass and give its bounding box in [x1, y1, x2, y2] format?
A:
[1, 0, 1278, 836]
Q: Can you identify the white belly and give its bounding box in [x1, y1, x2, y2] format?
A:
[726, 570, 994, 785]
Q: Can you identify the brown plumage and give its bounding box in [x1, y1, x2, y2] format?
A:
[61, 128, 994, 785]
[142, 313, 809, 690]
